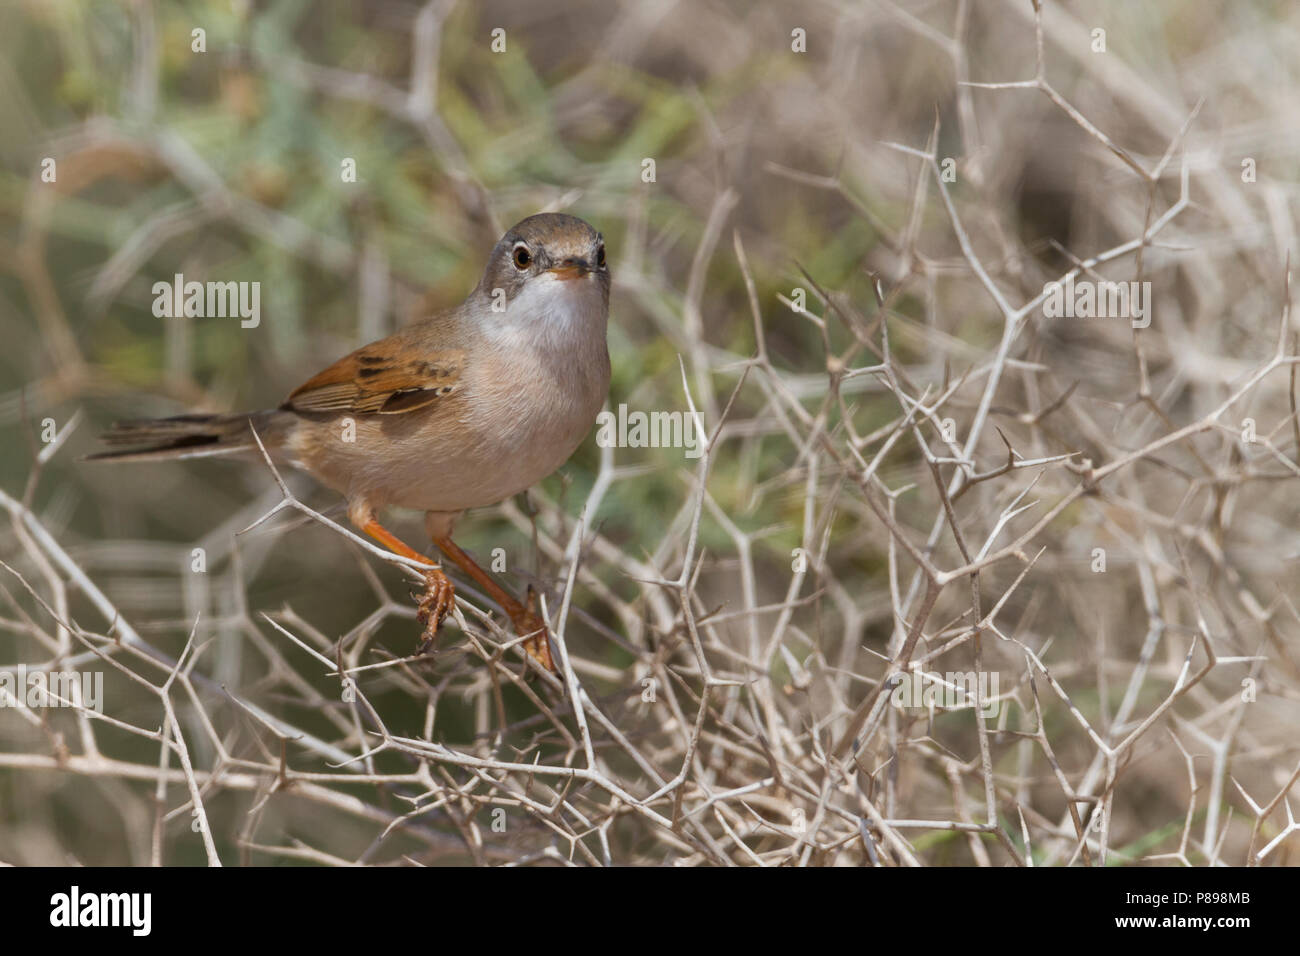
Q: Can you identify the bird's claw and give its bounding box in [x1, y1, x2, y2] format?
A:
[510, 585, 557, 672]
[415, 567, 455, 651]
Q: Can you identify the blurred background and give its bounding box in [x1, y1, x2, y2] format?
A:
[1, 0, 1298, 866]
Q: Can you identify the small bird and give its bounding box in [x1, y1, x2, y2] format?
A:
[88, 213, 612, 672]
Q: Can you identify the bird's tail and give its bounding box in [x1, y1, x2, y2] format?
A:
[84, 411, 285, 463]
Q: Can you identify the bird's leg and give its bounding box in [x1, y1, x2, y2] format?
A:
[431, 535, 556, 672]
[359, 517, 455, 643]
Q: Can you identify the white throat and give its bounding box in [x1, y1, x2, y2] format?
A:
[485, 272, 607, 354]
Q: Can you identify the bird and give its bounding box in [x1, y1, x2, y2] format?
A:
[87, 212, 612, 672]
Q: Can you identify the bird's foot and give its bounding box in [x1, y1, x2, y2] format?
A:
[415, 566, 456, 652]
[509, 585, 557, 672]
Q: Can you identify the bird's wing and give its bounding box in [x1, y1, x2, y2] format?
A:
[284, 337, 467, 416]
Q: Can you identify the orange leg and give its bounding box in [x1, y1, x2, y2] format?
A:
[432, 535, 557, 672]
[361, 518, 455, 639]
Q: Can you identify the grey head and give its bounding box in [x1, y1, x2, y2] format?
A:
[476, 213, 610, 308]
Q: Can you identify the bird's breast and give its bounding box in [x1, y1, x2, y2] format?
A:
[466, 333, 610, 473]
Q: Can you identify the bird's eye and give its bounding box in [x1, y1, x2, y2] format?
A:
[596, 244, 606, 268]
[513, 245, 532, 269]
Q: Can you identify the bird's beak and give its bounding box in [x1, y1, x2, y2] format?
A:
[547, 260, 590, 281]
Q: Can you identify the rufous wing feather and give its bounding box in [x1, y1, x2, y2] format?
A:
[285, 343, 466, 416]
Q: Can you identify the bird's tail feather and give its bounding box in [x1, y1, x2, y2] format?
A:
[85, 411, 281, 463]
